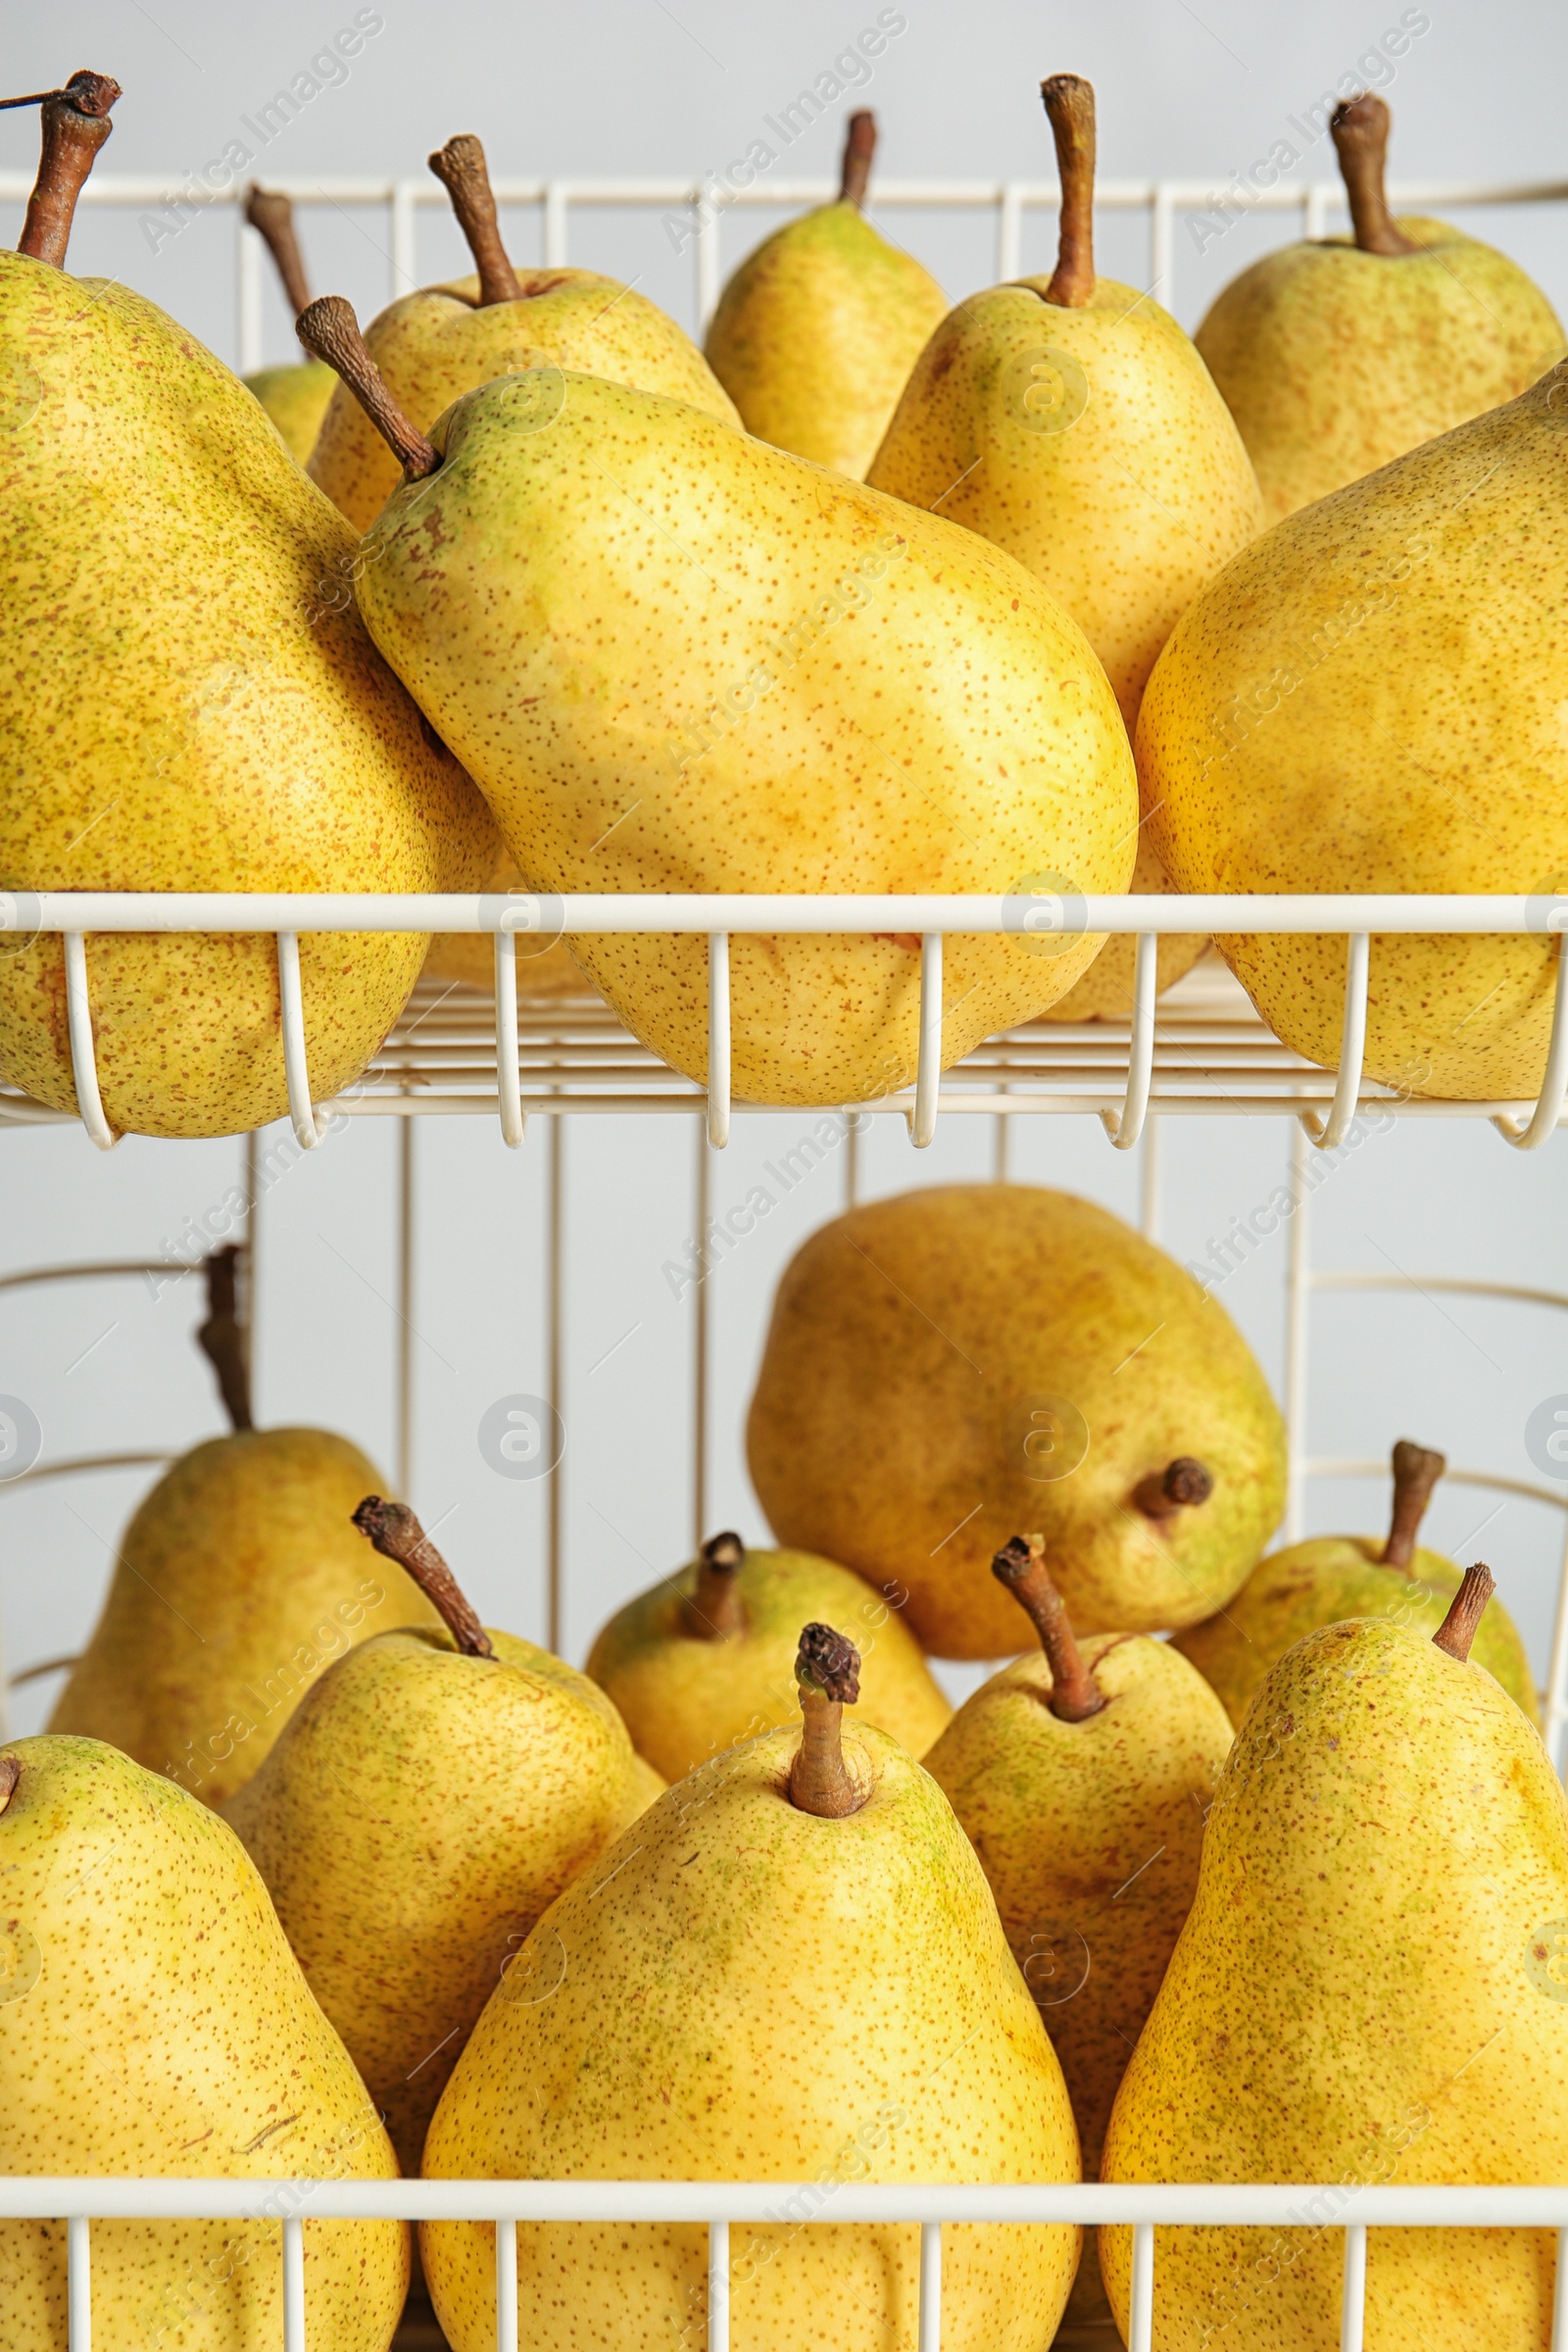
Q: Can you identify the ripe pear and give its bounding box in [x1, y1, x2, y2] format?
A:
[925, 1537, 1234, 2336]
[241, 185, 337, 461]
[299, 303, 1136, 1107]
[748, 1183, 1286, 1654]
[1176, 1439, 1540, 1730]
[1197, 95, 1563, 525]
[310, 133, 737, 534]
[705, 109, 947, 479]
[585, 1529, 952, 1780]
[1137, 360, 1568, 1101]
[0, 1734, 406, 2348]
[49, 1250, 439, 1803]
[422, 837, 590, 997]
[422, 1626, 1081, 2352]
[869, 77, 1260, 1023]
[0, 84, 497, 1141]
[226, 1501, 641, 2174]
[1102, 1565, 1568, 2349]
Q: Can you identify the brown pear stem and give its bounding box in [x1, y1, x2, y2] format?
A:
[789, 1624, 866, 1818]
[839, 110, 875, 209]
[352, 1497, 493, 1657]
[429, 134, 521, 306]
[1133, 1457, 1214, 1520]
[243, 185, 313, 336]
[1433, 1562, 1495, 1663]
[1040, 74, 1096, 307]
[1331, 94, 1419, 257]
[16, 73, 120, 269]
[683, 1530, 747, 1641]
[197, 1246, 253, 1434]
[296, 296, 440, 478]
[0, 1758, 20, 1817]
[1382, 1439, 1446, 1572]
[993, 1536, 1104, 1722]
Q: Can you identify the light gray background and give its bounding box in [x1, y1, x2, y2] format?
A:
[3, 0, 1567, 1731]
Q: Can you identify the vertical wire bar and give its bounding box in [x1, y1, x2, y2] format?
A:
[275, 932, 321, 1151]
[496, 2215, 518, 2352]
[64, 934, 115, 1152]
[917, 2220, 941, 2352]
[237, 209, 264, 373]
[68, 2215, 90, 2352]
[1151, 184, 1175, 305]
[282, 2213, 306, 2352]
[1544, 1507, 1568, 1784]
[693, 1127, 710, 1552]
[1128, 2221, 1154, 2352]
[546, 1113, 564, 1656]
[997, 182, 1024, 278]
[1550, 2225, 1568, 2351]
[1302, 933, 1369, 1151]
[1340, 2224, 1367, 2352]
[1105, 933, 1157, 1149]
[390, 180, 417, 294]
[696, 192, 722, 328]
[1284, 1117, 1312, 1544]
[708, 2218, 730, 2352]
[707, 932, 731, 1149]
[495, 933, 525, 1149]
[1494, 930, 1568, 1150]
[1139, 1115, 1162, 1244]
[1305, 183, 1334, 237]
[544, 182, 568, 266]
[912, 933, 943, 1148]
[994, 1094, 1010, 1182]
[396, 1119, 415, 1499]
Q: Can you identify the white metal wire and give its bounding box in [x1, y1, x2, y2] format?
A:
[913, 931, 942, 1147]
[709, 2216, 729, 2352]
[274, 931, 322, 1151]
[707, 931, 730, 1150]
[1554, 2228, 1568, 2352]
[1495, 932, 1568, 1149]
[1102, 930, 1157, 1148]
[494, 934, 525, 1149]
[63, 934, 114, 1153]
[919, 2221, 942, 2352]
[68, 2213, 89, 2352]
[1341, 2223, 1367, 2352]
[1129, 2220, 1154, 2352]
[497, 2215, 518, 2352]
[1299, 931, 1369, 1152]
[282, 2213, 305, 2352]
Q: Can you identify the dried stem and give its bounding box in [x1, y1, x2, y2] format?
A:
[352, 1497, 493, 1657]
[789, 1623, 866, 1818]
[1432, 1562, 1495, 1664]
[429, 134, 522, 307]
[0, 1758, 19, 1817]
[1331, 94, 1419, 257]
[993, 1535, 1104, 1722]
[16, 72, 120, 269]
[1382, 1439, 1446, 1572]
[683, 1530, 747, 1641]
[1040, 74, 1096, 307]
[197, 1245, 253, 1434]
[1132, 1456, 1214, 1520]
[296, 296, 440, 478]
[839, 110, 875, 209]
[243, 185, 313, 338]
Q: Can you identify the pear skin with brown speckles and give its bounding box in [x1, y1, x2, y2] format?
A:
[354, 369, 1137, 1106]
[0, 253, 497, 1141]
[0, 1736, 407, 2349]
[421, 1721, 1081, 2351]
[1102, 1614, 1568, 2348]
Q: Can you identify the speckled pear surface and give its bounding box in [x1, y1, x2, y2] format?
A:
[309, 269, 738, 532]
[1196, 220, 1563, 524]
[243, 358, 336, 463]
[353, 370, 1136, 1107]
[706, 200, 946, 478]
[0, 255, 496, 1140]
[421, 1721, 1081, 2352]
[224, 1624, 640, 2174]
[585, 1543, 951, 1780]
[1175, 1537, 1539, 1730]
[0, 1736, 406, 2351]
[1102, 1614, 1568, 2350]
[747, 1186, 1286, 1652]
[49, 1429, 440, 1805]
[1137, 369, 1568, 1101]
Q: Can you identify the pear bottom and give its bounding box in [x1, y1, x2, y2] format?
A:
[422, 2216, 1075, 2352]
[1040, 838, 1207, 1022]
[1054, 2235, 1120, 2349]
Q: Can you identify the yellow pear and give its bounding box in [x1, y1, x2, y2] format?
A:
[241, 185, 337, 462]
[0, 83, 496, 1141]
[310, 132, 737, 534]
[1196, 94, 1563, 526]
[1102, 1565, 1568, 2350]
[705, 109, 947, 478]
[0, 1734, 406, 2349]
[925, 1536, 1234, 2337]
[422, 1626, 1081, 2352]
[1176, 1439, 1540, 1729]
[421, 836, 592, 997]
[49, 1250, 439, 1802]
[1137, 360, 1568, 1101]
[226, 1501, 641, 2174]
[299, 300, 1137, 1107]
[748, 1183, 1286, 1654]
[585, 1528, 952, 1779]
